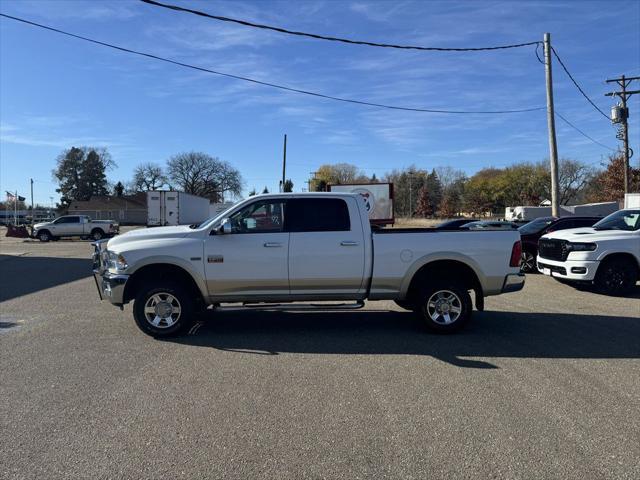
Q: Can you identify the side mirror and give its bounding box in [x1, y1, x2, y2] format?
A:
[218, 218, 232, 235]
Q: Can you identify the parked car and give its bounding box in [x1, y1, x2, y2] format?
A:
[537, 209, 640, 295]
[461, 220, 519, 230]
[435, 218, 477, 230]
[519, 216, 602, 272]
[92, 193, 525, 337]
[33, 215, 119, 242]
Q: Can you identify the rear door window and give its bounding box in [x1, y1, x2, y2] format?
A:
[286, 198, 350, 232]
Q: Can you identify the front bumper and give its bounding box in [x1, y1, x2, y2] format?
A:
[92, 240, 129, 306]
[502, 273, 525, 293]
[536, 255, 599, 281]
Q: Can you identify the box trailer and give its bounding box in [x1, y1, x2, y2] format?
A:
[506, 201, 618, 221]
[624, 193, 640, 209]
[146, 191, 210, 226]
[328, 183, 394, 225]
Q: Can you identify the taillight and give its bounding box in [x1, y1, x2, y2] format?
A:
[510, 240, 522, 267]
[109, 223, 114, 231]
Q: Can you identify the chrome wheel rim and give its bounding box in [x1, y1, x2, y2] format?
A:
[426, 290, 462, 325]
[92, 231, 102, 240]
[521, 251, 535, 272]
[144, 293, 181, 328]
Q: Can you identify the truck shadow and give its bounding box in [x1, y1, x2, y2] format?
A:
[0, 254, 91, 302]
[172, 309, 640, 369]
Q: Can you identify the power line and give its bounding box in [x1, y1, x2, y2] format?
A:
[551, 46, 610, 120]
[555, 110, 616, 151]
[0, 13, 545, 115]
[140, 0, 541, 52]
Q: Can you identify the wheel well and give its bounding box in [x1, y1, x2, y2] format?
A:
[123, 263, 204, 304]
[598, 253, 640, 275]
[406, 260, 483, 305]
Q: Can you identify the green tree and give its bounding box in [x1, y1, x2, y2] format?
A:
[53, 146, 115, 208]
[262, 186, 269, 194]
[283, 179, 294, 192]
[113, 181, 124, 197]
[248, 188, 257, 196]
[384, 166, 428, 217]
[309, 163, 366, 191]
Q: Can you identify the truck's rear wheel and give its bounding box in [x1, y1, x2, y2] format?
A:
[520, 250, 536, 273]
[415, 282, 472, 333]
[133, 283, 195, 337]
[595, 258, 637, 296]
[91, 229, 104, 241]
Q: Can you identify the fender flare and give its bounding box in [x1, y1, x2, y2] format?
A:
[399, 251, 486, 298]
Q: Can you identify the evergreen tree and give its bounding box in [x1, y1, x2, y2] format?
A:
[114, 182, 124, 197]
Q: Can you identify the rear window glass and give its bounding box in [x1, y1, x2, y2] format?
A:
[286, 198, 350, 232]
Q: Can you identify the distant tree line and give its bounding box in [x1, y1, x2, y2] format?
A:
[308, 153, 637, 218]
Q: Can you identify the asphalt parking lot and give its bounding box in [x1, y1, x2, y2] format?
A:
[1, 232, 639, 479]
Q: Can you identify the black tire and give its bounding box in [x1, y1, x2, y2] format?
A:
[415, 281, 472, 333]
[594, 258, 638, 296]
[394, 299, 415, 311]
[520, 250, 537, 273]
[37, 230, 51, 242]
[133, 283, 195, 338]
[91, 229, 104, 241]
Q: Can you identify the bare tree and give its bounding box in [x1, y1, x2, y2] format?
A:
[167, 152, 243, 202]
[132, 162, 167, 191]
[557, 158, 594, 205]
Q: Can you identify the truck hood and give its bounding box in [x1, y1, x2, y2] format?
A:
[33, 222, 51, 230]
[107, 225, 193, 249]
[541, 227, 625, 242]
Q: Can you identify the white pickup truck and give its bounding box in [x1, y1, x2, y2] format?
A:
[537, 208, 640, 295]
[34, 215, 119, 242]
[92, 193, 524, 337]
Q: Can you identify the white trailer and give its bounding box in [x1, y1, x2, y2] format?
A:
[146, 191, 210, 226]
[506, 202, 618, 221]
[624, 193, 640, 209]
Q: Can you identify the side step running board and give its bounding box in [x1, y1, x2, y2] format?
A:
[214, 300, 365, 312]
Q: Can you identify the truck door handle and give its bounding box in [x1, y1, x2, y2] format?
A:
[264, 242, 282, 247]
[340, 241, 359, 246]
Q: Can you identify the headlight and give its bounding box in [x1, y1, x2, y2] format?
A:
[566, 242, 597, 252]
[107, 251, 128, 270]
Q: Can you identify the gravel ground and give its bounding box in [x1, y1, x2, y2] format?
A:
[1, 231, 639, 479]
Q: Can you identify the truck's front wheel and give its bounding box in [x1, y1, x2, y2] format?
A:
[133, 283, 195, 337]
[594, 258, 638, 296]
[415, 282, 472, 333]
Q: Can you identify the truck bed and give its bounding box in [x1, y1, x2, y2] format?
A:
[370, 228, 521, 299]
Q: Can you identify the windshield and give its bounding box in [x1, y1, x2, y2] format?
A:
[190, 200, 243, 229]
[518, 217, 555, 235]
[593, 209, 640, 231]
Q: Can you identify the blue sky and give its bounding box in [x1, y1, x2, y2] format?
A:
[1, 0, 639, 204]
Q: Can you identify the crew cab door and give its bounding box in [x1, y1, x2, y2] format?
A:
[52, 216, 80, 235]
[204, 199, 289, 299]
[286, 197, 366, 296]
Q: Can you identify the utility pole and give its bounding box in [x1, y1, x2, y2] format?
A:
[308, 171, 318, 192]
[605, 75, 640, 194]
[543, 32, 560, 217]
[281, 134, 287, 192]
[30, 178, 34, 232]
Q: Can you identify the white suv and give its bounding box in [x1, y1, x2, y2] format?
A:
[537, 209, 640, 295]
